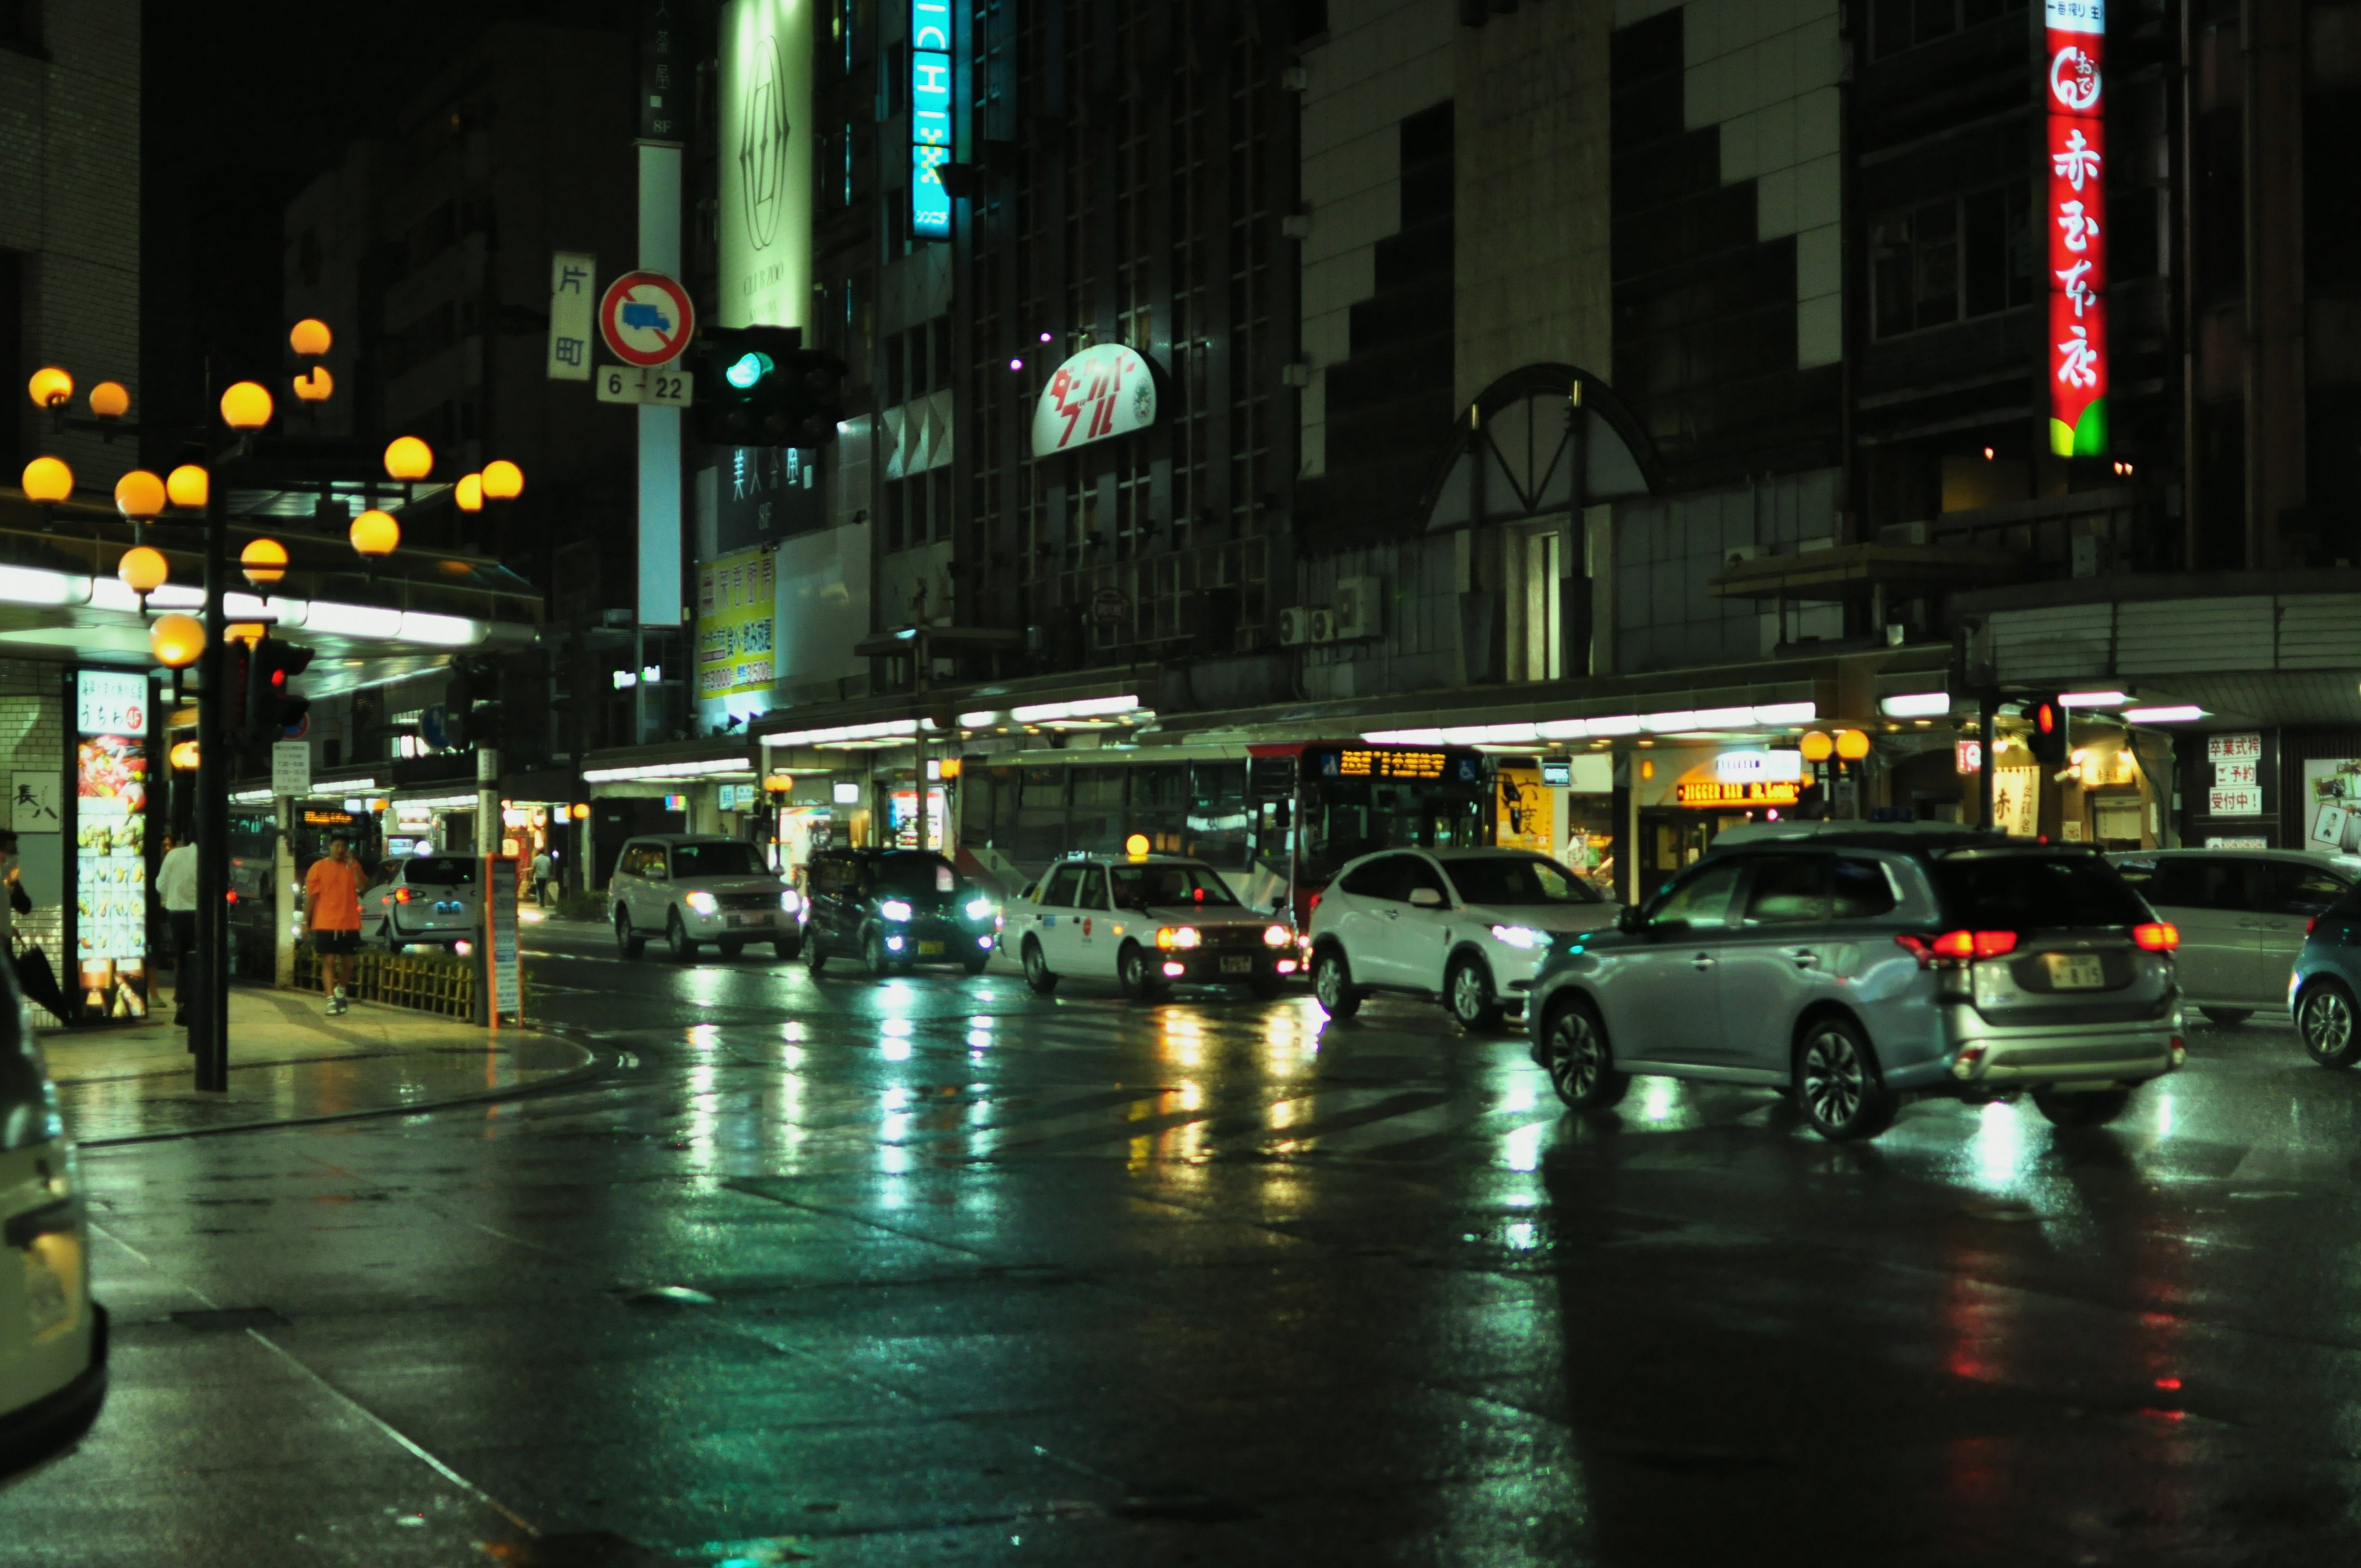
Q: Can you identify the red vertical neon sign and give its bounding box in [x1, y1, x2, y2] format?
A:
[2045, 0, 2106, 456]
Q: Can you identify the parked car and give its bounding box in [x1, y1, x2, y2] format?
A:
[360, 853, 482, 952]
[1527, 823, 2187, 1140]
[1005, 853, 1297, 999]
[2287, 882, 2361, 1067]
[1308, 847, 1619, 1029]
[802, 848, 994, 977]
[609, 834, 801, 962]
[2110, 848, 2361, 1025]
[1, 959, 106, 1473]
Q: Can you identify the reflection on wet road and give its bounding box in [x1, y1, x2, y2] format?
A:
[12, 921, 2361, 1564]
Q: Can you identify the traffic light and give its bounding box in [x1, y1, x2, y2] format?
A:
[690, 325, 847, 448]
[2027, 695, 2069, 768]
[244, 637, 314, 743]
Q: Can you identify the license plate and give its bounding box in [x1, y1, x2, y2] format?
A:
[1220, 955, 1251, 975]
[917, 941, 945, 956]
[728, 916, 751, 928]
[2045, 952, 2106, 990]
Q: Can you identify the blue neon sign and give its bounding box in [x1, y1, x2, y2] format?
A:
[911, 1, 952, 239]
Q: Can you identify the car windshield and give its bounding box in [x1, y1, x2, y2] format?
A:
[671, 842, 767, 880]
[870, 853, 957, 896]
[1441, 855, 1600, 906]
[1109, 862, 1238, 909]
[405, 857, 478, 886]
[1930, 852, 2149, 929]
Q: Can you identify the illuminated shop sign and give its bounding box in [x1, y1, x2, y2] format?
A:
[2046, 0, 2107, 456]
[1676, 780, 1801, 808]
[1331, 749, 1447, 781]
[719, 0, 814, 330]
[1030, 343, 1160, 456]
[1713, 751, 1803, 783]
[912, 1, 953, 239]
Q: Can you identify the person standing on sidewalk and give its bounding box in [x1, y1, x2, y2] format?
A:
[303, 833, 365, 1015]
[530, 847, 553, 907]
[155, 830, 199, 1026]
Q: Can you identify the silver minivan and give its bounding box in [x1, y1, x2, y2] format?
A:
[2110, 849, 2360, 1026]
[1527, 823, 2186, 1140]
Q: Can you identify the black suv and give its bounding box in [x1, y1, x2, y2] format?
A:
[802, 849, 997, 978]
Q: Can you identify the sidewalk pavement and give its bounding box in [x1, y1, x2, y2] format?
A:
[38, 984, 598, 1145]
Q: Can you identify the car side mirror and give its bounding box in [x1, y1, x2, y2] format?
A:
[1408, 887, 1444, 908]
[1616, 905, 1647, 935]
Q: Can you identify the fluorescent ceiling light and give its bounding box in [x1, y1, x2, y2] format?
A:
[303, 602, 405, 639]
[2058, 690, 2129, 708]
[398, 611, 481, 646]
[1879, 692, 1952, 718]
[2121, 705, 2206, 723]
[1536, 718, 1590, 740]
[1691, 705, 1758, 728]
[1360, 728, 1445, 745]
[1065, 694, 1140, 718]
[1750, 702, 1818, 725]
[1586, 714, 1643, 735]
[958, 710, 1004, 727]
[582, 756, 753, 783]
[0, 566, 79, 606]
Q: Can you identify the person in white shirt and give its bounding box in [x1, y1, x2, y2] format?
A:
[530, 847, 553, 906]
[155, 831, 200, 1025]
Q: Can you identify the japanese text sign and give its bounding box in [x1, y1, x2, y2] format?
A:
[912, 1, 953, 239]
[2046, 0, 2108, 456]
[1030, 344, 1160, 457]
[547, 251, 596, 382]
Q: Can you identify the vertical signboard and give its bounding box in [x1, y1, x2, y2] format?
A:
[911, 0, 953, 239]
[2044, 0, 2107, 457]
[547, 251, 596, 381]
[640, 0, 684, 143]
[72, 670, 149, 1020]
[718, 0, 814, 331]
[696, 545, 779, 701]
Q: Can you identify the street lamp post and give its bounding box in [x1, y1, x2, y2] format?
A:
[194, 457, 231, 1087]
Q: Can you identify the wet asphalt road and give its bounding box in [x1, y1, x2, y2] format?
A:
[9, 925, 2361, 1565]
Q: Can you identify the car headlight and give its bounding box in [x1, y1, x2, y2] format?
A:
[780, 889, 801, 913]
[880, 899, 913, 922]
[965, 897, 994, 921]
[1489, 924, 1547, 949]
[1263, 924, 1291, 947]
[686, 891, 719, 916]
[1155, 926, 1201, 949]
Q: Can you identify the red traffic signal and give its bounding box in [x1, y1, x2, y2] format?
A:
[2028, 695, 2069, 767]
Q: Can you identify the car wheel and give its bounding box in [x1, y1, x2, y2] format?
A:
[2198, 1007, 2252, 1028]
[774, 936, 802, 961]
[1446, 955, 1506, 1031]
[666, 910, 699, 963]
[1022, 938, 1058, 995]
[1117, 941, 1161, 1001]
[863, 928, 901, 977]
[1312, 948, 1361, 1018]
[2300, 980, 2361, 1068]
[615, 911, 645, 960]
[804, 935, 828, 975]
[1542, 997, 1630, 1111]
[2030, 1086, 2133, 1127]
[1795, 1017, 1896, 1141]
[719, 940, 745, 959]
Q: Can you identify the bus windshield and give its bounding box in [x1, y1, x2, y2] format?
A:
[1109, 861, 1239, 909]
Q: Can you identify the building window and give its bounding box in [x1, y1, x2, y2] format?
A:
[1871, 0, 2027, 60]
[1872, 181, 2033, 338]
[1506, 525, 1563, 683]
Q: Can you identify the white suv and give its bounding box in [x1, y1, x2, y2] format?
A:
[1309, 847, 1619, 1029]
[610, 834, 801, 962]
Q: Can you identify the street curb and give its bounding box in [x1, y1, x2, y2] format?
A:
[73, 1033, 617, 1149]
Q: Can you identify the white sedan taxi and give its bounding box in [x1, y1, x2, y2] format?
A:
[1005, 853, 1299, 999]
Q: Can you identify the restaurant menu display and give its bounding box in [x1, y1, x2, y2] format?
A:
[74, 670, 150, 1020]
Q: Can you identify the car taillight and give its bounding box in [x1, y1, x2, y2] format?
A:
[1932, 929, 2018, 959]
[395, 887, 412, 903]
[2307, 916, 2320, 937]
[2132, 921, 2180, 952]
[1306, 890, 1321, 917]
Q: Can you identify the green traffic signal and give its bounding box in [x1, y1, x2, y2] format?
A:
[724, 350, 773, 390]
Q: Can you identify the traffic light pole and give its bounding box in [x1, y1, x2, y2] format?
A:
[192, 483, 231, 1091]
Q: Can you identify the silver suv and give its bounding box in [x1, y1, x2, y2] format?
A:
[610, 834, 801, 962]
[1527, 823, 2186, 1140]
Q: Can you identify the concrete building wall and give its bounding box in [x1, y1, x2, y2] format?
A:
[0, 1, 140, 485]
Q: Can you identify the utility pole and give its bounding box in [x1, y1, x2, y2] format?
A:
[192, 478, 229, 1091]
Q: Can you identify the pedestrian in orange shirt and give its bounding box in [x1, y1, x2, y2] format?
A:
[303, 833, 366, 1015]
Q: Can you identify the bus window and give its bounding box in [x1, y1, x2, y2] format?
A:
[1129, 764, 1188, 855]
[1187, 761, 1250, 869]
[1014, 769, 1067, 865]
[1070, 767, 1127, 855]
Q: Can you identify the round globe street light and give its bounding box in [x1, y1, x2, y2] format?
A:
[165, 464, 209, 510]
[26, 366, 71, 410]
[292, 365, 334, 403]
[480, 459, 524, 500]
[455, 473, 484, 513]
[350, 509, 400, 558]
[88, 381, 130, 421]
[1798, 730, 1835, 763]
[169, 740, 201, 772]
[288, 319, 333, 358]
[114, 469, 166, 520]
[383, 435, 433, 481]
[20, 456, 73, 504]
[117, 545, 169, 595]
[240, 537, 289, 586]
[219, 381, 274, 430]
[149, 613, 204, 669]
[1835, 728, 1872, 762]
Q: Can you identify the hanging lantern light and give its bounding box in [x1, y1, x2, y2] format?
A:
[165, 464, 210, 510]
[20, 456, 73, 504]
[455, 473, 484, 512]
[292, 365, 334, 403]
[88, 381, 130, 420]
[27, 366, 72, 410]
[117, 545, 169, 595]
[288, 319, 333, 358]
[1835, 729, 1873, 761]
[149, 614, 205, 669]
[480, 459, 524, 500]
[382, 435, 433, 480]
[219, 381, 274, 430]
[350, 509, 400, 558]
[169, 740, 202, 772]
[240, 537, 290, 586]
[113, 469, 166, 520]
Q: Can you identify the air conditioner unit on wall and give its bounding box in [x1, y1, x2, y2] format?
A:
[1333, 576, 1383, 639]
[1278, 606, 1316, 646]
[1307, 607, 1336, 644]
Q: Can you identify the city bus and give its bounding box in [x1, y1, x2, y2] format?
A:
[954, 740, 1496, 923]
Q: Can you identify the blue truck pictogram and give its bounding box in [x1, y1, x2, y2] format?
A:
[620, 301, 673, 333]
